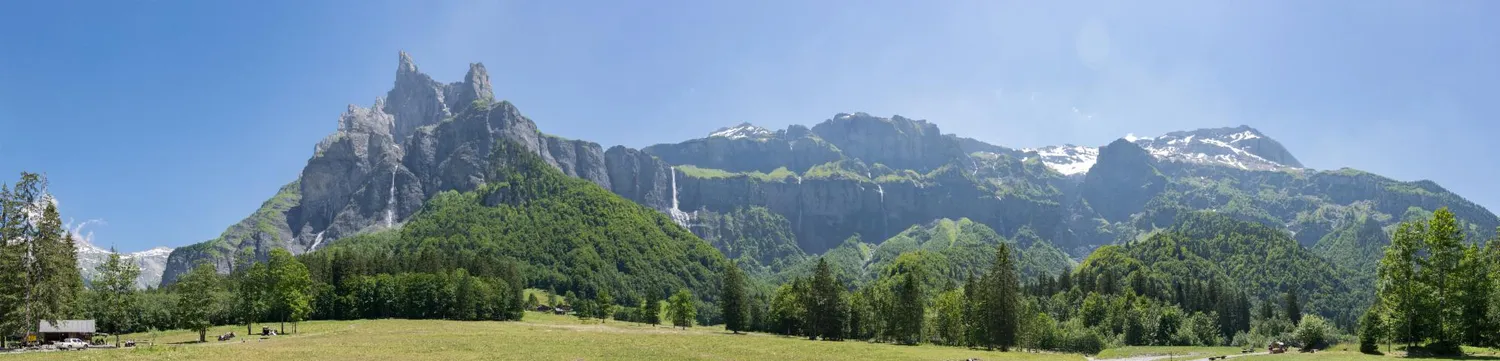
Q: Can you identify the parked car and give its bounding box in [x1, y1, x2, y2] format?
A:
[55, 338, 88, 351]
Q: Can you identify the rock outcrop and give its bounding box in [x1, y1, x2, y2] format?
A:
[163, 53, 677, 285]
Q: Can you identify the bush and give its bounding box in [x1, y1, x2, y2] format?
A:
[1293, 315, 1331, 351]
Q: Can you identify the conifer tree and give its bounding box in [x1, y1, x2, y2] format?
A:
[805, 258, 848, 340]
[720, 260, 748, 334]
[893, 268, 925, 344]
[1359, 306, 1385, 354]
[1284, 287, 1302, 325]
[1378, 221, 1427, 347]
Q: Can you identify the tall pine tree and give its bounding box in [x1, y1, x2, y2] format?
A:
[893, 268, 925, 344]
[721, 260, 748, 334]
[0, 173, 84, 341]
[974, 243, 1020, 351]
[1284, 287, 1302, 325]
[805, 258, 848, 341]
[1378, 221, 1428, 347]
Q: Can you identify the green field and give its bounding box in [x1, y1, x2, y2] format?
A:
[1094, 346, 1248, 360]
[7, 312, 1085, 361]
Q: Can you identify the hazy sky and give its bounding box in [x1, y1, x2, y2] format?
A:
[2, 0, 1497, 252]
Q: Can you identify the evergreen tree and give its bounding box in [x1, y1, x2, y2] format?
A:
[974, 243, 1020, 350]
[963, 272, 984, 348]
[893, 268, 925, 344]
[644, 293, 663, 327]
[91, 249, 140, 347]
[805, 258, 848, 341]
[1359, 306, 1385, 354]
[176, 263, 220, 343]
[1284, 287, 1302, 325]
[1378, 221, 1427, 347]
[666, 289, 696, 329]
[720, 260, 749, 334]
[574, 298, 594, 322]
[1258, 299, 1275, 321]
[0, 174, 88, 342]
[595, 289, 614, 323]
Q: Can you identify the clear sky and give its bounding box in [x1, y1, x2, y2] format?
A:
[2, 1, 1497, 252]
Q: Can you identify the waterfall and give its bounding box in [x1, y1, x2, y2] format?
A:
[668, 166, 691, 227]
[309, 231, 326, 251]
[385, 170, 397, 228]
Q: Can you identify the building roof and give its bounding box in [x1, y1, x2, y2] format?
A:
[38, 320, 95, 333]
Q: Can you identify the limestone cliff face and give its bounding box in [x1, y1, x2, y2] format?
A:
[162, 53, 675, 285]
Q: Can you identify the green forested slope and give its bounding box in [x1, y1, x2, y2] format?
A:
[310, 139, 727, 305]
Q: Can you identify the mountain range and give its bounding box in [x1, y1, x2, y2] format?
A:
[150, 52, 1498, 290]
[75, 240, 171, 289]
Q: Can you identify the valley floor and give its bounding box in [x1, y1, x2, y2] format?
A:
[10, 314, 1497, 361]
[4, 312, 1079, 361]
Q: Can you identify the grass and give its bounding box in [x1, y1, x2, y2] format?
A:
[1228, 343, 1500, 361]
[674, 165, 798, 182]
[7, 313, 1087, 361]
[1094, 346, 1247, 360]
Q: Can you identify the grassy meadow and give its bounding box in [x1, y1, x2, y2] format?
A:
[5, 312, 1086, 361]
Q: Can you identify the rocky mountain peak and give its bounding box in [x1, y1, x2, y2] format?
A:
[1083, 138, 1166, 222]
[443, 63, 494, 114]
[337, 103, 395, 135]
[397, 51, 419, 75]
[386, 52, 454, 142]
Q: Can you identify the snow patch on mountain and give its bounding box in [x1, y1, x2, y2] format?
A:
[75, 239, 173, 289]
[1022, 145, 1099, 176]
[708, 122, 774, 140]
[66, 218, 172, 289]
[1029, 126, 1301, 175]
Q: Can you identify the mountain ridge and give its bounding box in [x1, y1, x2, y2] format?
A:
[157, 52, 1499, 289]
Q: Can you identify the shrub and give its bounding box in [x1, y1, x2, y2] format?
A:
[1293, 315, 1331, 351]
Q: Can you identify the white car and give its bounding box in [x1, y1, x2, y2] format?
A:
[55, 338, 87, 351]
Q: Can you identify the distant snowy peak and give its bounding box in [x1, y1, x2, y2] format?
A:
[1029, 126, 1302, 175]
[1134, 125, 1303, 171]
[708, 122, 775, 140]
[1022, 145, 1099, 176]
[75, 240, 173, 289]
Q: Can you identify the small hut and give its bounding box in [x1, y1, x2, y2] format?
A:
[37, 320, 95, 343]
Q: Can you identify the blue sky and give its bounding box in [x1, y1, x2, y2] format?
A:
[2, 1, 1497, 252]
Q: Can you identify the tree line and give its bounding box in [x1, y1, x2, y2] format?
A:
[1361, 207, 1500, 355]
[706, 236, 1345, 354]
